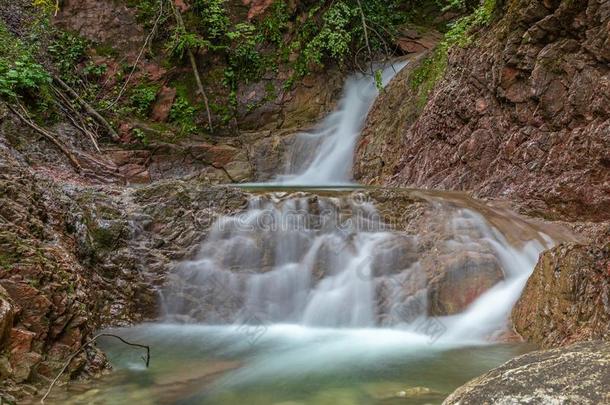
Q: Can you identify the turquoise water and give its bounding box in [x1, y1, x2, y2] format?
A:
[46, 324, 531, 405]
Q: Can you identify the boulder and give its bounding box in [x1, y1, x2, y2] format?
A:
[512, 242, 610, 348]
[443, 341, 610, 404]
[427, 251, 504, 316]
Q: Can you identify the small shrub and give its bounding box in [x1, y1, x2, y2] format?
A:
[130, 83, 160, 117]
[169, 95, 197, 135]
[0, 23, 51, 100]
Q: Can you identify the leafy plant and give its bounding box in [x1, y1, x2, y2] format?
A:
[0, 23, 51, 100]
[193, 0, 230, 41]
[166, 28, 211, 60]
[169, 95, 197, 135]
[48, 31, 89, 82]
[132, 127, 149, 144]
[130, 83, 160, 117]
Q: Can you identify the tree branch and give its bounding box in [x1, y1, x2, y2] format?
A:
[40, 333, 150, 404]
[53, 76, 120, 142]
[170, 0, 214, 133]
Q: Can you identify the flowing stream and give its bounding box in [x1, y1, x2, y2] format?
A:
[53, 61, 564, 404]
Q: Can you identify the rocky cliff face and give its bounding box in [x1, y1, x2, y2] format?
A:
[512, 242, 610, 348]
[0, 108, 250, 400]
[355, 0, 610, 222]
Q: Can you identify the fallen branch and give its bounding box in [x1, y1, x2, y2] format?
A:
[169, 0, 214, 133]
[8, 104, 83, 173]
[52, 89, 101, 153]
[40, 333, 150, 404]
[53, 76, 120, 142]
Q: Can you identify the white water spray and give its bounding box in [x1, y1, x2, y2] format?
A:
[277, 61, 407, 185]
[90, 61, 564, 405]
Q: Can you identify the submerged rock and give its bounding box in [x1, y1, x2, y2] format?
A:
[443, 341, 610, 404]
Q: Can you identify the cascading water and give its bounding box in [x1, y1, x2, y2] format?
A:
[276, 62, 407, 185]
[163, 192, 551, 340]
[69, 61, 566, 405]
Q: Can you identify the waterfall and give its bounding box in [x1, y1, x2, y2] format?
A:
[276, 61, 407, 185]
[162, 60, 554, 347]
[91, 59, 564, 405]
[163, 191, 551, 344]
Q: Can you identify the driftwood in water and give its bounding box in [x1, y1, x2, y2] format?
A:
[40, 333, 150, 404]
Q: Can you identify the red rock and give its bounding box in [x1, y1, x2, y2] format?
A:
[9, 351, 42, 383]
[0, 281, 52, 339]
[119, 164, 151, 184]
[174, 0, 190, 13]
[9, 328, 36, 354]
[397, 39, 428, 54]
[243, 0, 274, 20]
[512, 243, 610, 348]
[189, 143, 238, 167]
[151, 86, 177, 122]
[355, 0, 610, 221]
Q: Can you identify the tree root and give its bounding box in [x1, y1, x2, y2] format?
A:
[8, 103, 83, 173]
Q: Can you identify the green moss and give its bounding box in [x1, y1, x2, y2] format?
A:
[409, 0, 497, 106]
[89, 222, 125, 252]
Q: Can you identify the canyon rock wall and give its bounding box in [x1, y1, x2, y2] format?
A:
[355, 0, 610, 222]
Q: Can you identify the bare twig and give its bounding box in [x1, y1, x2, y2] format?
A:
[169, 0, 214, 133]
[8, 103, 83, 172]
[53, 76, 120, 142]
[40, 333, 150, 404]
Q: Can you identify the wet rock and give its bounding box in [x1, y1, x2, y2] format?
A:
[443, 341, 610, 404]
[512, 242, 610, 348]
[427, 252, 504, 316]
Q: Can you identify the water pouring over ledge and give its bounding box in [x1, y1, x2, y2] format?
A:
[275, 61, 408, 185]
[71, 61, 569, 404]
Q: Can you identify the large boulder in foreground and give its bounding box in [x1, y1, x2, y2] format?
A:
[512, 242, 610, 348]
[443, 341, 610, 404]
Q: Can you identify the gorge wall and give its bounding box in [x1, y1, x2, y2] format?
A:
[355, 0, 609, 222]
